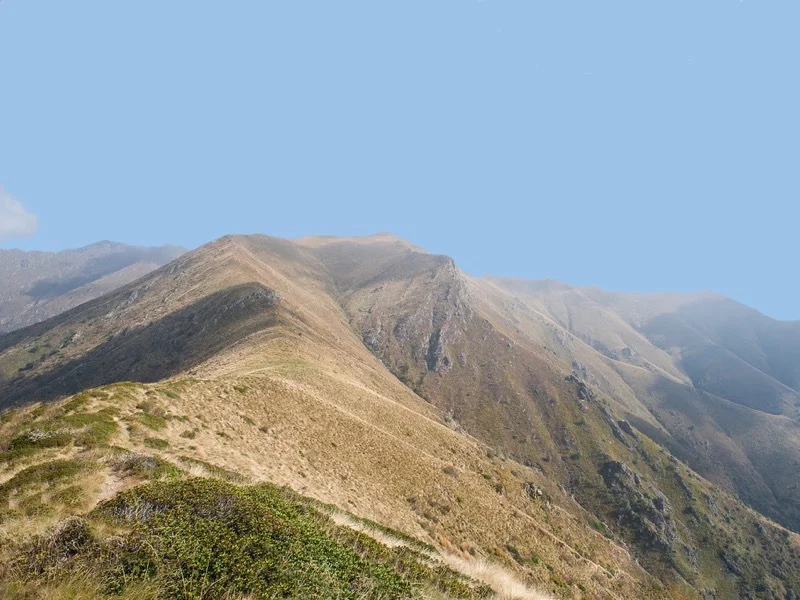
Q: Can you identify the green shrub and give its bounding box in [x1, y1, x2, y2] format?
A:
[96, 479, 416, 598]
[109, 453, 181, 480]
[5, 477, 489, 599]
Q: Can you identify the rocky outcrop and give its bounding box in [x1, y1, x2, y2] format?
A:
[350, 256, 472, 376]
[564, 374, 596, 403]
[600, 461, 679, 553]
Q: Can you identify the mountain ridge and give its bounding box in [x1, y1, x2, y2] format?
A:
[0, 241, 186, 334]
[1, 233, 799, 599]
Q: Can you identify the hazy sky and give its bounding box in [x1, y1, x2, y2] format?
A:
[1, 1, 798, 319]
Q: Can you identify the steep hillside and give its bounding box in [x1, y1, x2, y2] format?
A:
[1, 234, 799, 599]
[301, 236, 800, 598]
[0, 389, 498, 600]
[0, 242, 186, 334]
[0, 236, 660, 600]
[484, 279, 800, 533]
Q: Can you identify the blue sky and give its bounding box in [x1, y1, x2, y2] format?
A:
[1, 1, 798, 319]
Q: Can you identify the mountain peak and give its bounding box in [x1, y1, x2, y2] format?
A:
[295, 232, 427, 253]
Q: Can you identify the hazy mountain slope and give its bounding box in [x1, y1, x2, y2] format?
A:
[2, 234, 800, 598]
[565, 288, 800, 416]
[0, 241, 185, 333]
[634, 297, 800, 417]
[485, 278, 800, 533]
[481, 279, 688, 384]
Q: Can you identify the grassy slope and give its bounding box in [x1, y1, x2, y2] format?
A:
[0, 393, 492, 599]
[1, 235, 799, 598]
[0, 377, 660, 599]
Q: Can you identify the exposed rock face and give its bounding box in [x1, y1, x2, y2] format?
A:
[617, 420, 638, 438]
[565, 374, 596, 403]
[422, 262, 472, 374]
[344, 255, 472, 377]
[571, 360, 587, 378]
[601, 461, 679, 552]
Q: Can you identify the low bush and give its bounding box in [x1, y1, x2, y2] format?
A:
[6, 478, 488, 599]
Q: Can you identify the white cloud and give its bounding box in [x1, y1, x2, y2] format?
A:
[0, 188, 39, 240]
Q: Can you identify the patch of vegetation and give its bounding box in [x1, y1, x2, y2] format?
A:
[63, 410, 119, 447]
[176, 456, 245, 483]
[160, 388, 179, 400]
[49, 485, 87, 509]
[59, 394, 91, 414]
[0, 408, 19, 426]
[17, 492, 54, 517]
[0, 460, 86, 504]
[442, 465, 459, 478]
[108, 452, 182, 481]
[133, 412, 167, 431]
[60, 389, 110, 414]
[143, 437, 169, 450]
[589, 518, 612, 538]
[3, 408, 118, 460]
[5, 479, 490, 599]
[8, 428, 73, 454]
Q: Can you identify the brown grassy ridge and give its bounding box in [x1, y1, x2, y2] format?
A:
[0, 377, 663, 600]
[1, 233, 798, 598]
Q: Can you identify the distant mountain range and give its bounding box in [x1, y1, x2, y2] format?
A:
[0, 241, 185, 333]
[0, 234, 798, 599]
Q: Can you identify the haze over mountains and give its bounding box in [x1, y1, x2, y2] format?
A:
[1, 233, 798, 599]
[0, 242, 185, 333]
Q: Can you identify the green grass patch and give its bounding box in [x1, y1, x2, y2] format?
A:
[143, 438, 169, 450]
[49, 485, 86, 508]
[62, 410, 118, 447]
[0, 459, 86, 503]
[133, 413, 167, 431]
[3, 408, 119, 460]
[159, 388, 180, 400]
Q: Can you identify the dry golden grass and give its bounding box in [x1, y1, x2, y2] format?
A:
[3, 234, 798, 598]
[0, 371, 654, 599]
